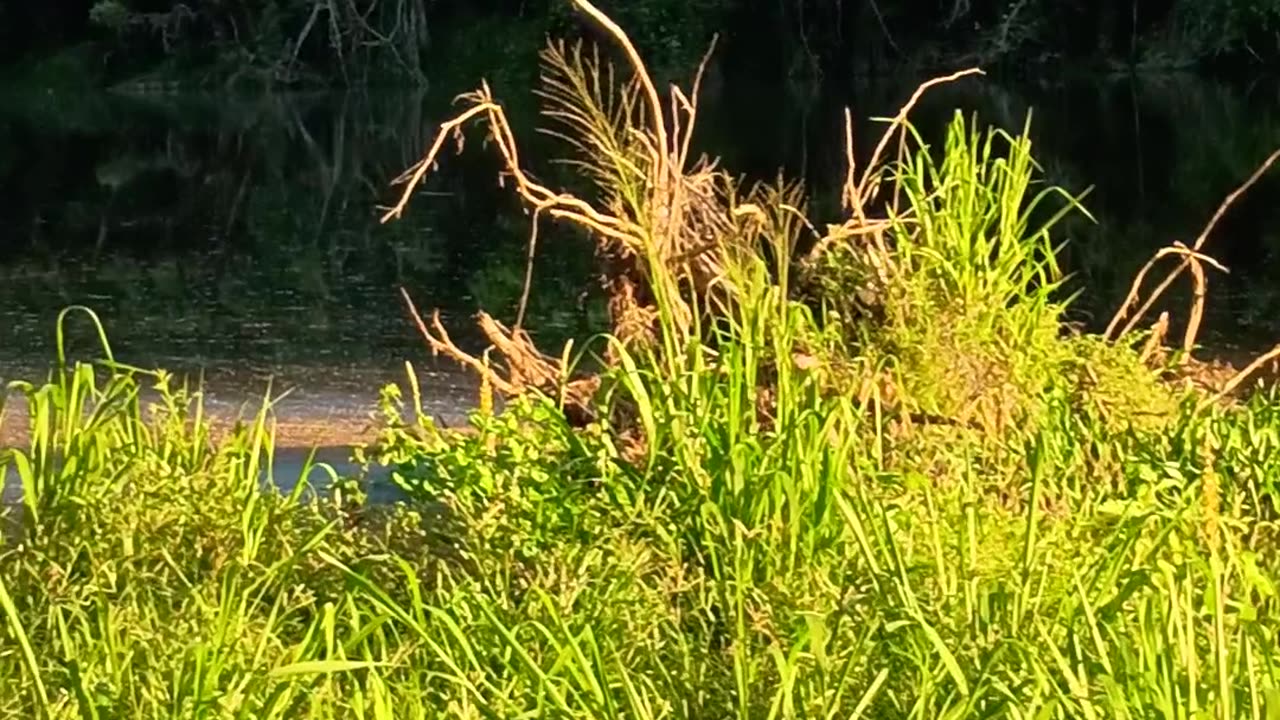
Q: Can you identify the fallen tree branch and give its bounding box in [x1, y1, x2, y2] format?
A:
[1107, 147, 1280, 343]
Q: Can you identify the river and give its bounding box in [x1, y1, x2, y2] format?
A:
[2, 68, 1279, 496]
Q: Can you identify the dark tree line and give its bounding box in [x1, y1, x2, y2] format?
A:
[3, 0, 1278, 87]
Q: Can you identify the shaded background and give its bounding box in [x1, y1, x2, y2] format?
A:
[2, 0, 1279, 418]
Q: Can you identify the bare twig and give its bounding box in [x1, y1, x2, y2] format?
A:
[841, 107, 864, 221]
[399, 287, 519, 396]
[804, 67, 982, 268]
[378, 87, 639, 248]
[1189, 148, 1280, 253]
[515, 207, 543, 330]
[866, 0, 901, 54]
[856, 67, 984, 206]
[801, 220, 896, 266]
[400, 286, 592, 407]
[1182, 252, 1207, 359]
[380, 102, 490, 222]
[289, 1, 323, 71]
[674, 35, 719, 172]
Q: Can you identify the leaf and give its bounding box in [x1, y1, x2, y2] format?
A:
[268, 660, 387, 678]
[916, 615, 970, 697]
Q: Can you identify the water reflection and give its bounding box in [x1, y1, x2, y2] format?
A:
[1, 71, 1278, 426]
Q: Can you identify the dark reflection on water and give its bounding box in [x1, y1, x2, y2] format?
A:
[0, 85, 583, 505]
[0, 87, 600, 423]
[1, 71, 1279, 437]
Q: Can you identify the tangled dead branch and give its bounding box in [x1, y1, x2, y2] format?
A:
[399, 288, 600, 423]
[379, 0, 983, 424]
[376, 0, 738, 421]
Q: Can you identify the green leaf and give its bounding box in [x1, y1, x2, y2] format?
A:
[268, 660, 387, 678]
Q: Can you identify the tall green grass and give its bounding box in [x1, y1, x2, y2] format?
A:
[339, 101, 1279, 718]
[0, 308, 425, 718]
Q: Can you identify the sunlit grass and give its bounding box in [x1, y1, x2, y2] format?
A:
[4, 3, 1280, 718]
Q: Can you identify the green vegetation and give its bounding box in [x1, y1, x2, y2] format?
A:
[5, 6, 1280, 718]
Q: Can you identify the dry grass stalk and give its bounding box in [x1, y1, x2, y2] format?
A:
[513, 206, 543, 330]
[570, 0, 672, 187]
[802, 67, 983, 269]
[1138, 311, 1169, 365]
[1182, 248, 1209, 359]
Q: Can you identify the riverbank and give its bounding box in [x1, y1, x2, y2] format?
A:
[0, 359, 474, 508]
[4, 8, 1280, 717]
[1, 342, 1274, 452]
[0, 359, 479, 448]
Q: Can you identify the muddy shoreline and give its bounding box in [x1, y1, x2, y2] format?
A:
[0, 359, 479, 449]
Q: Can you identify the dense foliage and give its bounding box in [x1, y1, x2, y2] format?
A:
[4, 14, 1280, 716]
[4, 0, 1280, 89]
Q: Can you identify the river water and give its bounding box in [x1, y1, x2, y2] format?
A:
[2, 69, 1279, 497]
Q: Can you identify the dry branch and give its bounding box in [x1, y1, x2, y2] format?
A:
[1106, 147, 1280, 344]
[1138, 312, 1169, 365]
[854, 68, 984, 209]
[803, 67, 982, 269]
[399, 287, 598, 419]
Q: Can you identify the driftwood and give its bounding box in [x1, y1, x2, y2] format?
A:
[399, 288, 600, 424]
[1106, 148, 1280, 358]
